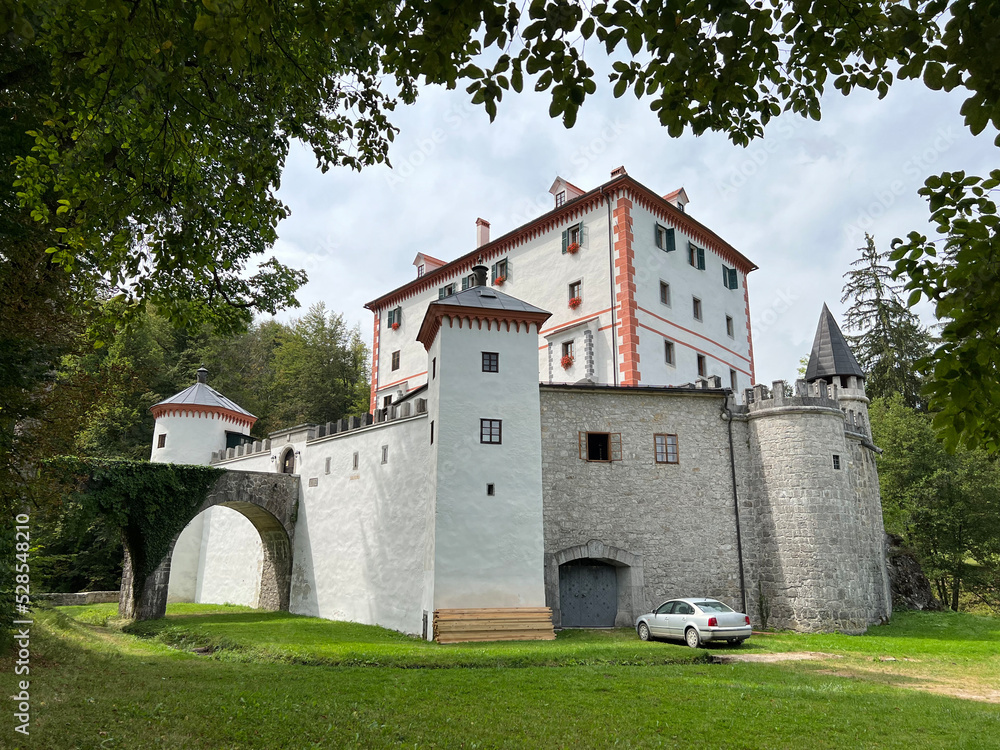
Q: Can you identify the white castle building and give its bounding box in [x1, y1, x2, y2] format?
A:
[151, 169, 892, 637]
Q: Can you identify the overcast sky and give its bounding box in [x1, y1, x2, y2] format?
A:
[267, 67, 991, 383]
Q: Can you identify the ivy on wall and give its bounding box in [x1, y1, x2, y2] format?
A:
[45, 458, 222, 584]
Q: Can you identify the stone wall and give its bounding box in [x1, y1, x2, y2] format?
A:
[539, 385, 744, 627]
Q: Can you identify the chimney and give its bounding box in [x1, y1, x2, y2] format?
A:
[610, 165, 627, 177]
[472, 264, 489, 287]
[476, 218, 490, 247]
[196, 366, 208, 384]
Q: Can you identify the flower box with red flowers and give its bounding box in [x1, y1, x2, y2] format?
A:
[391, 322, 400, 331]
[560, 355, 574, 369]
[494, 276, 506, 286]
[567, 242, 580, 254]
[568, 297, 582, 309]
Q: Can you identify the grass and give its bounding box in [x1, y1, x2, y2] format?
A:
[3, 604, 998, 749]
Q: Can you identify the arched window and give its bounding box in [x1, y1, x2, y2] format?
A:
[280, 449, 295, 474]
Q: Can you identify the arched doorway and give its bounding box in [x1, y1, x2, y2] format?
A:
[559, 558, 618, 627]
[280, 448, 295, 474]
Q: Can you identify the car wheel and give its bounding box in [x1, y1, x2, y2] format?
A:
[637, 622, 651, 641]
[733, 639, 746, 647]
[685, 627, 701, 649]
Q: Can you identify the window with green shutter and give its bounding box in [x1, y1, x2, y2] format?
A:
[723, 266, 739, 289]
[491, 258, 510, 284]
[655, 224, 675, 252]
[561, 223, 583, 253]
[387, 307, 402, 326]
[688, 242, 705, 270]
[439, 283, 455, 299]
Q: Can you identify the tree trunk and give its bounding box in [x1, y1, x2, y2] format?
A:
[950, 575, 961, 612]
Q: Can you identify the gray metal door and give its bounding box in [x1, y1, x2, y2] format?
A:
[559, 559, 618, 627]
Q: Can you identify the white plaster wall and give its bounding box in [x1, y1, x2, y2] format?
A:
[629, 203, 753, 392]
[166, 514, 203, 602]
[288, 415, 434, 635]
[195, 506, 263, 607]
[150, 412, 246, 465]
[374, 201, 618, 404]
[432, 319, 547, 609]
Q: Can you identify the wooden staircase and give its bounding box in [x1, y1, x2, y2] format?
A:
[433, 607, 556, 643]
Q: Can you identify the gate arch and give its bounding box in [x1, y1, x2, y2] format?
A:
[119, 471, 300, 620]
[545, 540, 645, 628]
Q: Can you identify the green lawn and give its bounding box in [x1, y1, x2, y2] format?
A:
[3, 605, 998, 749]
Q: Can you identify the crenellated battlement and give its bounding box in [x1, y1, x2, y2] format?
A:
[210, 398, 429, 463]
[744, 379, 840, 412]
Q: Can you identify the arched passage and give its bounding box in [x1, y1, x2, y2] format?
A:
[545, 540, 645, 628]
[119, 471, 299, 620]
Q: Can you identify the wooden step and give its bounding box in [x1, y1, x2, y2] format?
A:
[433, 606, 555, 644]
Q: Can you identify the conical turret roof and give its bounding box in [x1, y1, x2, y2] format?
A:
[151, 367, 256, 426]
[804, 303, 865, 382]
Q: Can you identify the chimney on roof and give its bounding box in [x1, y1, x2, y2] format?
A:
[472, 264, 488, 287]
[476, 218, 490, 248]
[196, 366, 208, 384]
[610, 166, 627, 177]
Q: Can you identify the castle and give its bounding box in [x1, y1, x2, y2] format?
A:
[150, 169, 892, 637]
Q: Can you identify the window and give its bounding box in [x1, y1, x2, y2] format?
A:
[562, 340, 574, 359]
[697, 354, 707, 377]
[692, 297, 702, 321]
[561, 222, 583, 253]
[352, 451, 359, 470]
[491, 258, 509, 284]
[579, 432, 623, 462]
[659, 281, 671, 306]
[833, 454, 841, 470]
[325, 457, 331, 475]
[568, 280, 582, 301]
[480, 419, 502, 444]
[432, 357, 436, 379]
[726, 315, 734, 338]
[438, 283, 456, 299]
[654, 434, 679, 464]
[391, 350, 400, 371]
[486, 483, 496, 496]
[381, 445, 389, 464]
[387, 306, 402, 327]
[730, 369, 738, 391]
[417, 264, 425, 277]
[430, 421, 434, 444]
[482, 351, 499, 372]
[556, 190, 566, 207]
[664, 340, 675, 365]
[157, 434, 166, 449]
[461, 273, 475, 291]
[723, 265, 739, 290]
[655, 224, 675, 252]
[383, 395, 393, 408]
[688, 242, 706, 270]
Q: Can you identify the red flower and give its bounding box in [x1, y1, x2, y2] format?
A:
[391, 322, 400, 330]
[568, 297, 582, 309]
[560, 355, 574, 369]
[567, 242, 580, 254]
[494, 276, 506, 286]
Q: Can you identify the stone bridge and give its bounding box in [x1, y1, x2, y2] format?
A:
[119, 471, 300, 620]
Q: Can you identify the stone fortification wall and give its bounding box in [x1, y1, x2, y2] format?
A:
[740, 380, 890, 633]
[539, 385, 745, 627]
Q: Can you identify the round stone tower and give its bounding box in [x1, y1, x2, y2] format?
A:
[149, 367, 257, 466]
[744, 304, 890, 633]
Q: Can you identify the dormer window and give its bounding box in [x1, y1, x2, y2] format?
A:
[555, 190, 566, 207]
[417, 264, 425, 277]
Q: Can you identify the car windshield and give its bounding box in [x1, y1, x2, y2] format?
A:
[695, 601, 733, 613]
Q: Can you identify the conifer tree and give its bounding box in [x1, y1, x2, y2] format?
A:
[841, 235, 931, 408]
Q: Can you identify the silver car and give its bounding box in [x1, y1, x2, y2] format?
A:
[635, 598, 752, 647]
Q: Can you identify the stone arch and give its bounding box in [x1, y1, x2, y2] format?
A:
[279, 447, 296, 474]
[544, 540, 645, 628]
[119, 471, 300, 620]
